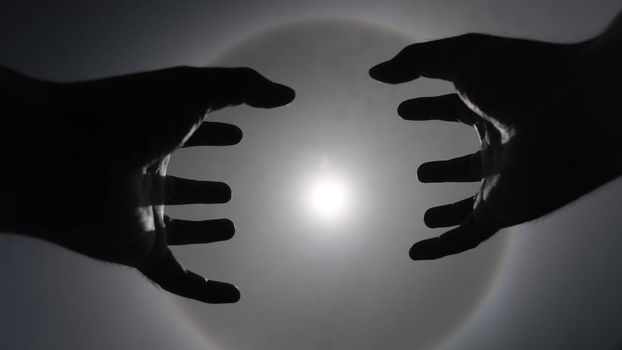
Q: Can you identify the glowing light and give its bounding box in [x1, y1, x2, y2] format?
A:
[305, 174, 350, 221]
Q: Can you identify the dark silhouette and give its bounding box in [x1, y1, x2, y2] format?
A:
[0, 66, 295, 303]
[2, 10, 621, 306]
[370, 13, 622, 260]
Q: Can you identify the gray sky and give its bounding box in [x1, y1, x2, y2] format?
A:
[1, 1, 622, 349]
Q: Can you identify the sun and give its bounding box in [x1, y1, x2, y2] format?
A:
[305, 174, 350, 221]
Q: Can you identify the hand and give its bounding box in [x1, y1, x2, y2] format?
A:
[370, 21, 622, 260]
[0, 66, 295, 302]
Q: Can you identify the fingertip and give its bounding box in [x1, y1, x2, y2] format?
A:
[423, 208, 439, 228]
[368, 63, 384, 80]
[227, 184, 233, 201]
[223, 184, 232, 202]
[204, 280, 241, 303]
[417, 165, 426, 182]
[369, 62, 393, 82]
[215, 218, 235, 241]
[204, 182, 232, 203]
[369, 61, 420, 84]
[231, 285, 241, 303]
[280, 85, 296, 105]
[397, 99, 430, 120]
[229, 124, 244, 145]
[417, 162, 439, 183]
[247, 82, 295, 108]
[186, 122, 243, 147]
[409, 238, 442, 260]
[397, 100, 414, 120]
[205, 67, 295, 109]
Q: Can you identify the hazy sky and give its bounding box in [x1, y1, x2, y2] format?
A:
[2, 1, 622, 349]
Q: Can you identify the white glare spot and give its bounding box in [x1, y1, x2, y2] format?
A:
[306, 174, 350, 221]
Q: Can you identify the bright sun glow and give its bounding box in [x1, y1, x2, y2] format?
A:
[305, 174, 350, 221]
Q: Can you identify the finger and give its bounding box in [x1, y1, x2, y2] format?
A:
[183, 122, 243, 147]
[205, 67, 296, 109]
[418, 152, 482, 183]
[165, 217, 235, 245]
[409, 214, 498, 260]
[140, 249, 240, 303]
[369, 34, 487, 84]
[158, 66, 295, 111]
[165, 176, 231, 205]
[398, 94, 477, 125]
[424, 196, 475, 228]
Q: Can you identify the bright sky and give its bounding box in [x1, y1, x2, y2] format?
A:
[1, 1, 622, 349]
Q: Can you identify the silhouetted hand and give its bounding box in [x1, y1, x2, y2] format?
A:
[370, 17, 622, 260]
[0, 66, 295, 302]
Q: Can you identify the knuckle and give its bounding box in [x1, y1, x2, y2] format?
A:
[170, 65, 199, 78]
[235, 67, 260, 80]
[400, 44, 419, 58]
[456, 33, 495, 51]
[459, 33, 486, 42]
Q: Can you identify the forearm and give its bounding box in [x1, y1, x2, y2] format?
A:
[0, 67, 52, 150]
[0, 67, 51, 234]
[0, 67, 51, 111]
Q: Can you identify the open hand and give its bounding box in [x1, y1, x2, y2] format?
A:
[1, 66, 295, 302]
[370, 29, 622, 260]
